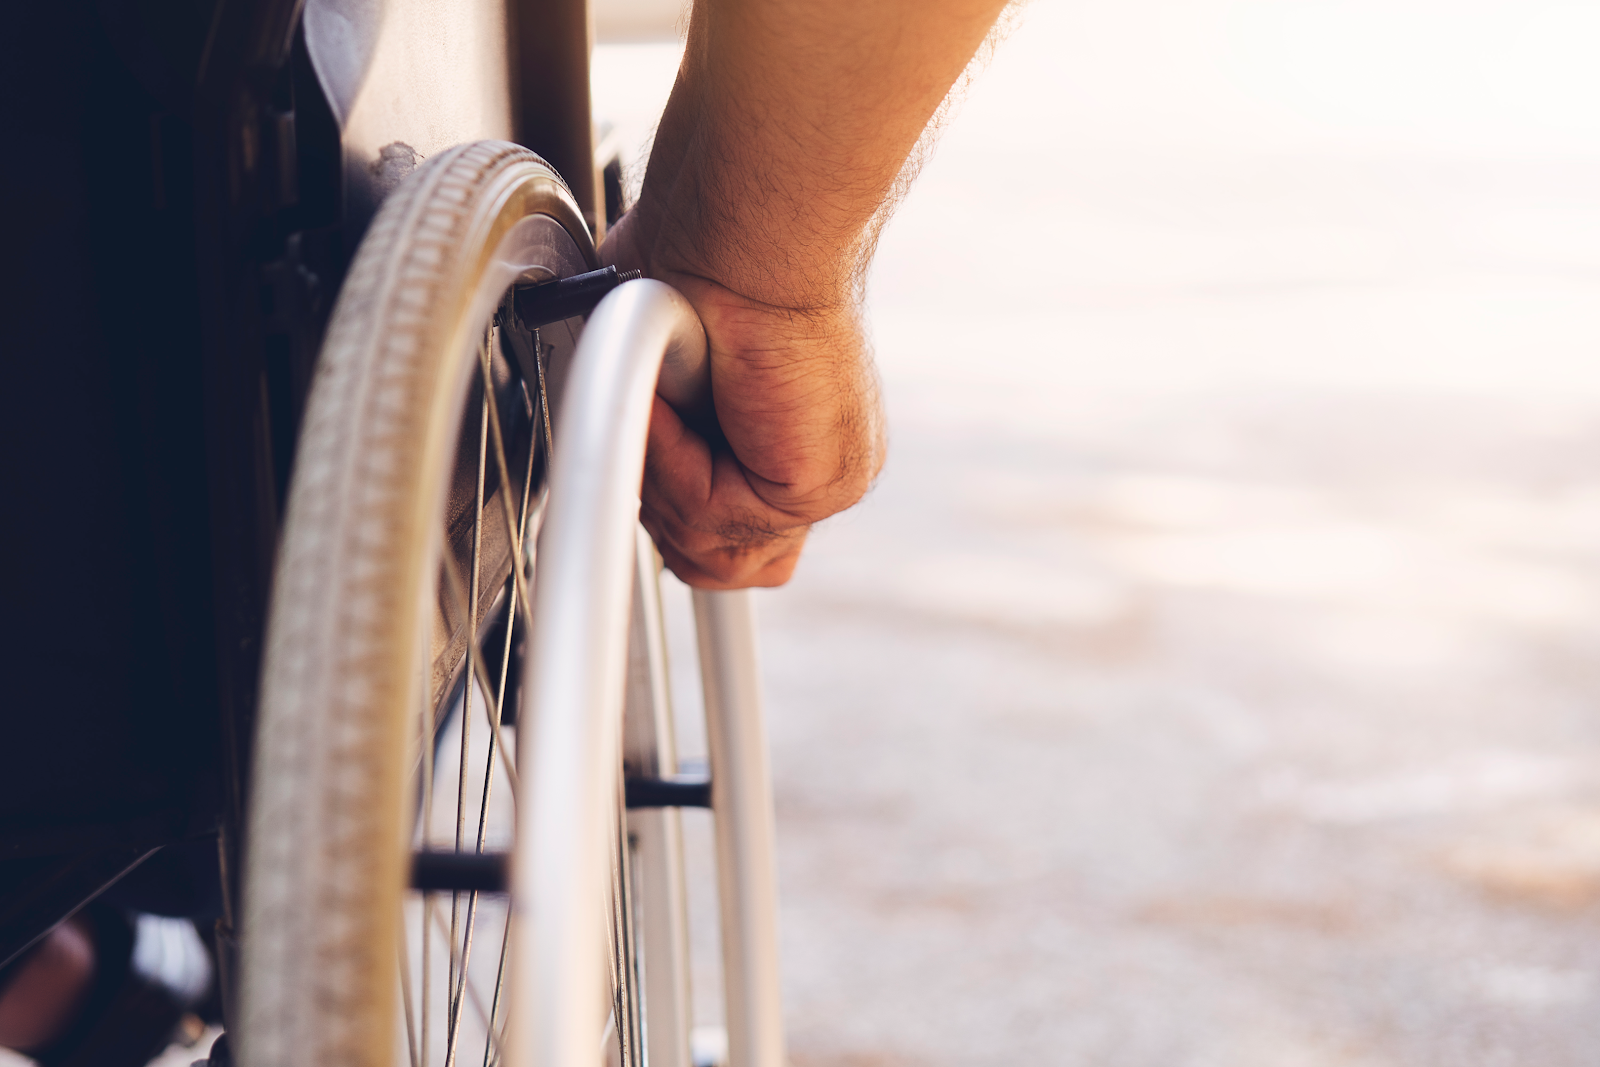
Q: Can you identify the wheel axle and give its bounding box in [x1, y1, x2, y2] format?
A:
[513, 266, 642, 329]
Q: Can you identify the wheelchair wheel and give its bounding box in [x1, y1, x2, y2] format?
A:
[237, 140, 657, 1067]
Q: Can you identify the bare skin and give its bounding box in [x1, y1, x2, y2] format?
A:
[603, 0, 1013, 587]
[0, 916, 95, 1053]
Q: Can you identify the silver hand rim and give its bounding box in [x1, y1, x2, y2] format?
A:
[507, 280, 706, 1067]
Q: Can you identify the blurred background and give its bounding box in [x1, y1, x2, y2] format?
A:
[595, 1, 1600, 1065]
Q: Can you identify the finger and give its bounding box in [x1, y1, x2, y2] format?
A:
[643, 505, 806, 589]
[642, 395, 714, 528]
[639, 487, 808, 587]
[644, 397, 815, 531]
[641, 398, 810, 586]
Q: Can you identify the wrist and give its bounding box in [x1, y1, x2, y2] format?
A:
[628, 165, 864, 317]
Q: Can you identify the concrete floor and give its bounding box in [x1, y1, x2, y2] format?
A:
[612, 2, 1600, 1064]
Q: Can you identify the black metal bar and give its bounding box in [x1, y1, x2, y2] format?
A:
[513, 267, 641, 329]
[411, 851, 509, 893]
[624, 776, 712, 810]
[511, 0, 601, 231]
[408, 774, 712, 893]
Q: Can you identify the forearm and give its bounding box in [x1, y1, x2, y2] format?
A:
[636, 0, 1011, 309]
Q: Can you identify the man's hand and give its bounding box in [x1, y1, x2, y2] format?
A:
[601, 204, 883, 589]
[602, 0, 1010, 588]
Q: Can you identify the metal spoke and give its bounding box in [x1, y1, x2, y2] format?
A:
[478, 544, 527, 847]
[449, 357, 543, 1067]
[478, 320, 539, 821]
[449, 330, 492, 1055]
[439, 558, 520, 794]
[613, 772, 643, 1067]
[399, 907, 422, 1067]
[425, 723, 438, 1062]
[478, 328, 536, 626]
[603, 856, 625, 1067]
[430, 903, 507, 1064]
[628, 833, 649, 1064]
[534, 328, 554, 473]
[430, 322, 539, 804]
[481, 908, 512, 1067]
[446, 891, 483, 1067]
[603, 760, 645, 1067]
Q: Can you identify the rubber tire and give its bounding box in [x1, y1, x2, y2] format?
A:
[238, 140, 593, 1067]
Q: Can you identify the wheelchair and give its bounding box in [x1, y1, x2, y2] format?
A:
[0, 1, 784, 1064]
